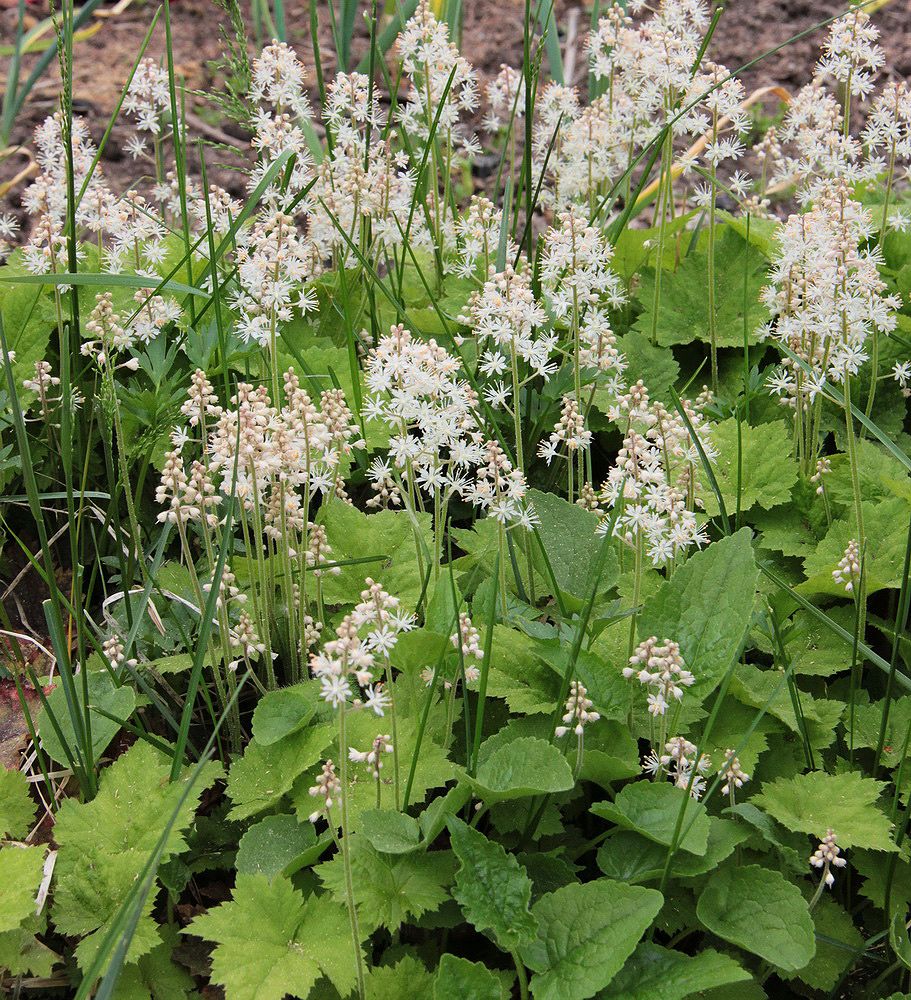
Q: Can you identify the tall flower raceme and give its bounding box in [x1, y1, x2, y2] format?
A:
[536, 210, 627, 498]
[158, 368, 364, 686]
[596, 380, 713, 567]
[462, 260, 552, 472]
[760, 180, 901, 473]
[396, 0, 479, 249]
[310, 72, 428, 265]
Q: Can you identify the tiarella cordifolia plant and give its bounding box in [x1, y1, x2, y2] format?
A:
[6, 1, 911, 998]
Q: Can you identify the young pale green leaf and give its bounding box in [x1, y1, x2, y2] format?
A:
[0, 768, 36, 840]
[599, 943, 750, 1000]
[317, 835, 454, 935]
[433, 954, 506, 1000]
[638, 528, 759, 697]
[447, 816, 537, 952]
[464, 736, 574, 804]
[365, 954, 435, 999]
[187, 874, 357, 1000]
[697, 418, 798, 516]
[696, 864, 815, 971]
[0, 916, 57, 979]
[250, 682, 319, 746]
[519, 879, 663, 1000]
[753, 770, 897, 851]
[0, 845, 46, 933]
[52, 743, 221, 948]
[235, 814, 319, 880]
[360, 809, 422, 854]
[227, 722, 333, 820]
[317, 501, 432, 606]
[591, 782, 710, 856]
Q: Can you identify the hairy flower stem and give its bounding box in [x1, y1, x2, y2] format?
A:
[844, 374, 866, 642]
[337, 703, 367, 1000]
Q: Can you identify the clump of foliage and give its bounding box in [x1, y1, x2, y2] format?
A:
[3, 0, 911, 998]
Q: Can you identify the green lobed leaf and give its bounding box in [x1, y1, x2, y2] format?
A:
[519, 879, 663, 1000]
[433, 954, 506, 1000]
[317, 835, 454, 935]
[0, 768, 37, 840]
[753, 770, 897, 851]
[187, 874, 356, 1000]
[697, 418, 798, 516]
[696, 864, 815, 971]
[0, 844, 45, 933]
[633, 227, 769, 348]
[360, 809, 422, 854]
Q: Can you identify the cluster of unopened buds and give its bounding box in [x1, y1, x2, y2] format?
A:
[833, 539, 861, 594]
[349, 734, 394, 780]
[810, 829, 846, 889]
[555, 681, 599, 738]
[307, 759, 341, 823]
[451, 612, 482, 682]
[718, 750, 750, 799]
[624, 637, 695, 717]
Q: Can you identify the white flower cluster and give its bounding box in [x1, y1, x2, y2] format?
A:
[309, 578, 414, 713]
[624, 636, 695, 717]
[555, 681, 600, 738]
[642, 736, 712, 799]
[597, 381, 712, 566]
[761, 181, 900, 406]
[157, 369, 364, 534]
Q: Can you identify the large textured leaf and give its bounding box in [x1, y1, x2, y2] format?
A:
[235, 814, 319, 880]
[697, 418, 798, 516]
[464, 737, 574, 804]
[753, 770, 896, 851]
[600, 943, 749, 1000]
[0, 254, 57, 407]
[250, 682, 319, 746]
[591, 782, 710, 856]
[800, 497, 911, 597]
[0, 768, 36, 840]
[447, 816, 537, 952]
[634, 227, 769, 348]
[519, 879, 663, 1000]
[528, 489, 617, 602]
[696, 864, 815, 971]
[638, 529, 759, 697]
[187, 874, 356, 1000]
[783, 896, 864, 992]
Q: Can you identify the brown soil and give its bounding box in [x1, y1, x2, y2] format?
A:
[1, 0, 910, 203]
